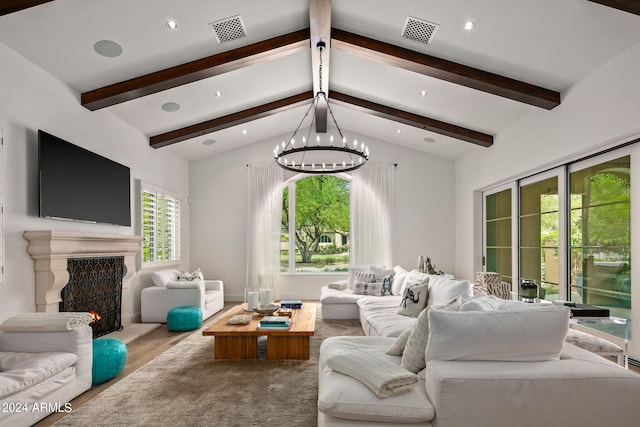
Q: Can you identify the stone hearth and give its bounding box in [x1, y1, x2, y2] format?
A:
[23, 230, 142, 327]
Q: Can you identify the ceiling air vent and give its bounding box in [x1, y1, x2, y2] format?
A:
[209, 15, 247, 44]
[401, 16, 439, 45]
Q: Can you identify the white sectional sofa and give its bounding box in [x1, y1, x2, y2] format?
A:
[0, 326, 93, 427]
[140, 268, 224, 323]
[317, 268, 640, 426]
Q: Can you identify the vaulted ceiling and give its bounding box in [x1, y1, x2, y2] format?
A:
[1, 0, 640, 161]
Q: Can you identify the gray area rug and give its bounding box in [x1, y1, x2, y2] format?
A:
[53, 307, 363, 427]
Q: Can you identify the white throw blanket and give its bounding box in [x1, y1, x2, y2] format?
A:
[326, 349, 418, 398]
[0, 312, 93, 332]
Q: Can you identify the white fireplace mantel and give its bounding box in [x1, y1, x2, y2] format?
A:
[23, 230, 142, 324]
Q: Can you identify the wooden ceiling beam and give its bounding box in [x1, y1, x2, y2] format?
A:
[0, 0, 55, 16]
[150, 91, 313, 148]
[330, 91, 493, 147]
[309, 0, 332, 132]
[586, 0, 640, 15]
[82, 29, 310, 111]
[331, 28, 561, 110]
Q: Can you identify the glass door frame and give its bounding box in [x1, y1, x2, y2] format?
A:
[518, 167, 568, 301]
[482, 182, 518, 289]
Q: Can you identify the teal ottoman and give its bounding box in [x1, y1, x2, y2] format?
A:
[92, 338, 127, 385]
[167, 306, 203, 332]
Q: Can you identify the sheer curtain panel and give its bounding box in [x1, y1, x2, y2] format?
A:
[246, 165, 283, 301]
[350, 164, 394, 267]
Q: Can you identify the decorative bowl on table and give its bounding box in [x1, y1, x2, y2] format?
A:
[254, 304, 279, 316]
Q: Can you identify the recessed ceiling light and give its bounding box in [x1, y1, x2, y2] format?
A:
[161, 102, 180, 112]
[424, 137, 436, 143]
[242, 129, 247, 135]
[215, 90, 222, 97]
[202, 139, 216, 146]
[464, 20, 475, 31]
[419, 90, 427, 97]
[396, 129, 401, 134]
[93, 40, 123, 58]
[166, 20, 178, 30]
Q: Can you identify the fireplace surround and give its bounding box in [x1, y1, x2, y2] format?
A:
[23, 230, 141, 328]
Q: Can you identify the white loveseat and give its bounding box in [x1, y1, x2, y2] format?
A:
[140, 268, 224, 323]
[0, 325, 93, 427]
[317, 270, 640, 426]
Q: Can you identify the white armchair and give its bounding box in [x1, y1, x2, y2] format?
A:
[140, 269, 224, 323]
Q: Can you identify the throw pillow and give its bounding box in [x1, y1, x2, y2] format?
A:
[178, 268, 204, 282]
[347, 266, 369, 288]
[396, 281, 429, 317]
[398, 270, 430, 297]
[378, 275, 394, 296]
[425, 306, 570, 362]
[427, 276, 473, 307]
[459, 294, 504, 311]
[353, 281, 383, 296]
[150, 269, 179, 287]
[391, 266, 408, 295]
[327, 280, 349, 290]
[386, 327, 412, 356]
[400, 298, 461, 373]
[354, 271, 376, 283]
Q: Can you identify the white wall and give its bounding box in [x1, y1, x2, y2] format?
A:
[454, 40, 640, 358]
[189, 133, 456, 301]
[0, 42, 190, 323]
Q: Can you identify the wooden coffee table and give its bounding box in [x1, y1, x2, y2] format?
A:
[202, 302, 317, 360]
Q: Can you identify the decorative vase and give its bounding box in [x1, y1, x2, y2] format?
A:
[418, 256, 425, 273]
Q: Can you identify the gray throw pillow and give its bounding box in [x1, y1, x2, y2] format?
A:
[401, 299, 461, 373]
[386, 327, 412, 356]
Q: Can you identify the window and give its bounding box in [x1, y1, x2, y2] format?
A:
[140, 182, 181, 264]
[281, 175, 350, 272]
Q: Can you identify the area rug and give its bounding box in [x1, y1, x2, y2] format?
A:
[53, 306, 363, 427]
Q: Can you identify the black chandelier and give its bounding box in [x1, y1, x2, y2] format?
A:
[274, 42, 369, 174]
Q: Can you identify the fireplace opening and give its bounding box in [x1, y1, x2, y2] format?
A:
[60, 257, 124, 338]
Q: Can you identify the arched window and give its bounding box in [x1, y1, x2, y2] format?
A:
[281, 174, 350, 272]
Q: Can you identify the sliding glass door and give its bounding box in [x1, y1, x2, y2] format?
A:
[483, 185, 516, 285]
[569, 154, 631, 324]
[519, 169, 566, 301]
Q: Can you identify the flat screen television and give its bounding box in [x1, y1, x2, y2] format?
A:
[38, 130, 131, 226]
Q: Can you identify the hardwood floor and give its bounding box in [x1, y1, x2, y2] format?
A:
[34, 301, 640, 425]
[34, 302, 237, 427]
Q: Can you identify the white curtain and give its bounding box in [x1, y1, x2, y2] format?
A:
[246, 164, 283, 300]
[350, 164, 394, 267]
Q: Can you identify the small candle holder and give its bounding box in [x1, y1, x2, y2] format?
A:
[519, 279, 538, 303]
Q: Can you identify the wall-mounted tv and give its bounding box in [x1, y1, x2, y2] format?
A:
[38, 130, 131, 226]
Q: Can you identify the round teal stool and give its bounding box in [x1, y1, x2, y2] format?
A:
[92, 338, 127, 385]
[167, 306, 203, 332]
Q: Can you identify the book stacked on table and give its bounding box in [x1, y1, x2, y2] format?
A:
[258, 315, 291, 330]
[280, 299, 303, 309]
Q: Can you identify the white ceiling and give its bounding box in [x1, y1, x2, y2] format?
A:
[1, 0, 639, 161]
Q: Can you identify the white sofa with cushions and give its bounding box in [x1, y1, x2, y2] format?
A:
[140, 268, 224, 323]
[317, 275, 640, 426]
[0, 322, 93, 427]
